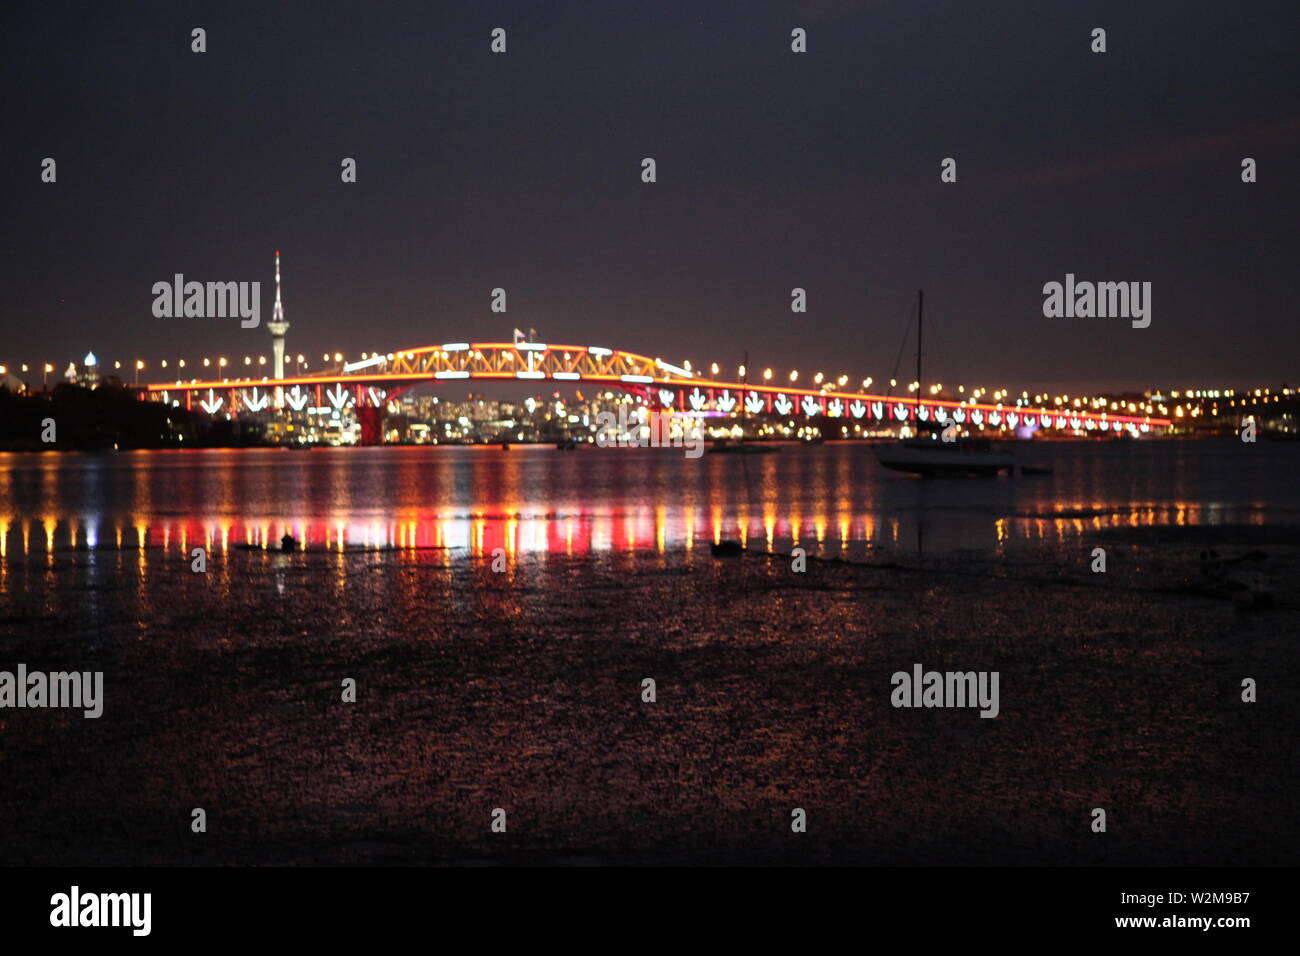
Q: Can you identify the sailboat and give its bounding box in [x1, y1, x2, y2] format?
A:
[873, 291, 1022, 477]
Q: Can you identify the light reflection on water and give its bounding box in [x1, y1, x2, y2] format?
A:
[0, 441, 1295, 564]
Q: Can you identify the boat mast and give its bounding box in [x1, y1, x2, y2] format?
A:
[916, 289, 923, 406]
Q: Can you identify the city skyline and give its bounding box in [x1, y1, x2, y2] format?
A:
[3, 250, 1294, 408]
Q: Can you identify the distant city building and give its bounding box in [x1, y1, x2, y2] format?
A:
[81, 351, 101, 388]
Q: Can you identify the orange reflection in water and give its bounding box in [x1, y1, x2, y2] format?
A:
[0, 444, 1294, 563]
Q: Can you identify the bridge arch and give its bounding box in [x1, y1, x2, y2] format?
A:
[144, 340, 1172, 437]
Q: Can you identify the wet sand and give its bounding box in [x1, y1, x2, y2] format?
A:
[2, 528, 1296, 866]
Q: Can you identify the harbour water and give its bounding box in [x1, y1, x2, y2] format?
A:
[2, 440, 1297, 558]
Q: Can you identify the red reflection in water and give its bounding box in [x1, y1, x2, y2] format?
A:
[0, 442, 1294, 563]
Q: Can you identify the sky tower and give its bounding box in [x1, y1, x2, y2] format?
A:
[268, 250, 290, 403]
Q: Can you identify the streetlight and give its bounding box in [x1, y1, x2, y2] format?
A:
[134, 360, 143, 385]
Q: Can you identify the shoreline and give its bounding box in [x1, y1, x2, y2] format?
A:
[2, 536, 1296, 866]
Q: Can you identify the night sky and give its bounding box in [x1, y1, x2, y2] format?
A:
[3, 0, 1297, 392]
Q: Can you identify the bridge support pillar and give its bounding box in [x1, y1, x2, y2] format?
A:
[358, 405, 385, 446]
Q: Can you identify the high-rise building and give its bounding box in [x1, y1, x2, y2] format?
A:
[81, 351, 101, 388]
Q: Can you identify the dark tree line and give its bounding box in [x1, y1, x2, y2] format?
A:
[0, 383, 263, 450]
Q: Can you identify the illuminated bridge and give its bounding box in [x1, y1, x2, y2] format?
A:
[145, 340, 1174, 444]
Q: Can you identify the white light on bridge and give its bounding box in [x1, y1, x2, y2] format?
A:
[621, 374, 654, 383]
[516, 371, 545, 379]
[517, 342, 547, 351]
[441, 343, 470, 352]
[343, 355, 387, 372]
[655, 359, 692, 378]
[554, 372, 581, 380]
[436, 371, 470, 379]
[588, 346, 612, 356]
